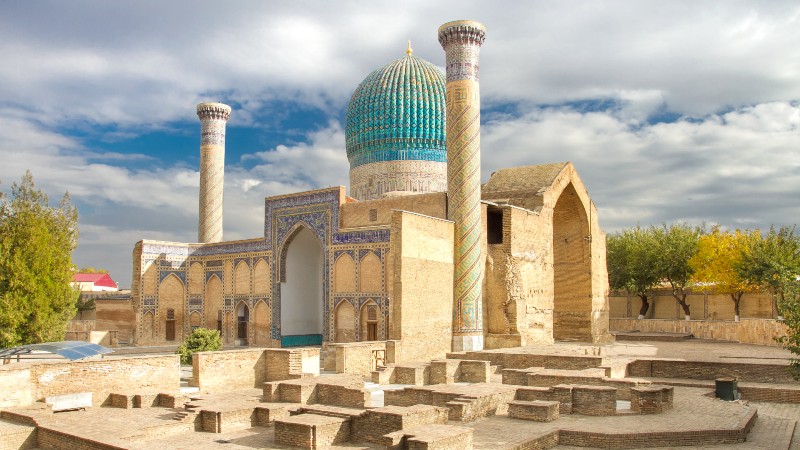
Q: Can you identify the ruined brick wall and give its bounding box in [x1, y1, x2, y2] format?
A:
[330, 341, 386, 376]
[193, 348, 266, 392]
[390, 211, 454, 363]
[626, 359, 795, 383]
[340, 192, 447, 228]
[8, 355, 180, 407]
[0, 365, 32, 408]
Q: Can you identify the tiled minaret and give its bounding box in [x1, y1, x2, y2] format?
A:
[196, 102, 231, 243]
[438, 20, 486, 352]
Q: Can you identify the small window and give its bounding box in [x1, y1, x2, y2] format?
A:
[369, 209, 378, 222]
[166, 309, 175, 320]
[487, 209, 503, 244]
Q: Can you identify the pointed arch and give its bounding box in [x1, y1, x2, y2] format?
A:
[552, 182, 592, 341]
[234, 260, 251, 295]
[253, 259, 271, 294]
[334, 253, 356, 293]
[253, 300, 271, 346]
[334, 300, 356, 343]
[159, 273, 185, 342]
[280, 224, 324, 346]
[359, 300, 381, 341]
[189, 311, 201, 329]
[359, 252, 382, 293]
[204, 274, 223, 333]
[236, 301, 250, 345]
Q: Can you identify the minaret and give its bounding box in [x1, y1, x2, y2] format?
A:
[196, 102, 231, 243]
[438, 20, 486, 352]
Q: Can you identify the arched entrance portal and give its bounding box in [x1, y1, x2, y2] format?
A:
[280, 226, 324, 347]
[236, 303, 249, 346]
[552, 183, 592, 341]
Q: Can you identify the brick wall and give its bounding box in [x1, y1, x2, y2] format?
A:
[0, 365, 32, 408]
[626, 359, 795, 383]
[610, 318, 789, 346]
[330, 341, 385, 376]
[25, 355, 179, 407]
[390, 211, 454, 363]
[609, 290, 775, 320]
[193, 348, 266, 392]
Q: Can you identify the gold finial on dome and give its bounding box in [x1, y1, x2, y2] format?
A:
[406, 40, 413, 56]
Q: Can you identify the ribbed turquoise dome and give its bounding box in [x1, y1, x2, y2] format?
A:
[346, 54, 446, 169]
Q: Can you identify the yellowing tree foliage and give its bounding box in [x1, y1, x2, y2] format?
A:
[0, 171, 79, 348]
[689, 227, 759, 320]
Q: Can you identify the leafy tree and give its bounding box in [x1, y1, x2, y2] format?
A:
[75, 291, 96, 320]
[777, 281, 800, 379]
[690, 227, 759, 321]
[607, 226, 662, 318]
[177, 327, 222, 364]
[654, 223, 704, 319]
[736, 226, 800, 318]
[0, 171, 79, 347]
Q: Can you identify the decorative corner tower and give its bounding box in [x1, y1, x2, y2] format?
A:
[438, 20, 486, 352]
[196, 102, 231, 243]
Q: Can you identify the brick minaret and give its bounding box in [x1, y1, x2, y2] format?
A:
[439, 20, 486, 351]
[196, 102, 231, 243]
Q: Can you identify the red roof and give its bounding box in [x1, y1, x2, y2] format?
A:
[73, 273, 117, 288]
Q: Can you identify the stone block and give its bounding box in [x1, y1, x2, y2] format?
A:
[275, 414, 351, 449]
[507, 400, 559, 422]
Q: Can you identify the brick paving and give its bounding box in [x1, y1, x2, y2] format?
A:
[3, 339, 798, 449]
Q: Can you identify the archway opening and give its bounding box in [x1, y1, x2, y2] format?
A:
[280, 226, 324, 347]
[236, 303, 249, 346]
[552, 183, 592, 341]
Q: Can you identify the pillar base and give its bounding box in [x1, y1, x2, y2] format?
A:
[452, 334, 484, 352]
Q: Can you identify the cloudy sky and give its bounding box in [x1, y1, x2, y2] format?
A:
[1, 1, 798, 288]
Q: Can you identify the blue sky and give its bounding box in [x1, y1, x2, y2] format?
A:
[1, 1, 799, 287]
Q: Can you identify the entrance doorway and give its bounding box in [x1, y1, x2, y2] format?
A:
[165, 309, 176, 341]
[280, 226, 324, 347]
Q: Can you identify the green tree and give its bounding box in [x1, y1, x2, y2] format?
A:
[736, 226, 800, 318]
[690, 227, 759, 321]
[0, 171, 79, 348]
[777, 281, 800, 379]
[607, 226, 662, 318]
[654, 223, 704, 319]
[77, 267, 108, 274]
[177, 327, 222, 364]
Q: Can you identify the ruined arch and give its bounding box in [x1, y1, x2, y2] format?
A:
[552, 182, 592, 341]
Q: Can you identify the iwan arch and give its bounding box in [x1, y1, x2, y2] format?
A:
[132, 21, 611, 362]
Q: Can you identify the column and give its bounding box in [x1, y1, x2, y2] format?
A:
[438, 20, 486, 351]
[197, 102, 231, 243]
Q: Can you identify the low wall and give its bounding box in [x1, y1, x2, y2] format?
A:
[329, 341, 386, 377]
[626, 359, 794, 383]
[194, 348, 266, 392]
[194, 347, 320, 392]
[610, 318, 789, 347]
[0, 355, 179, 408]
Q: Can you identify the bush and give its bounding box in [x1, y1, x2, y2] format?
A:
[177, 327, 222, 365]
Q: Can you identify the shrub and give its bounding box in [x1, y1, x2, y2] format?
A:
[177, 327, 222, 365]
